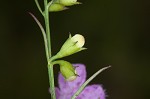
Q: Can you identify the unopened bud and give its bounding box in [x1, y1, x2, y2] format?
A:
[59, 0, 81, 6]
[53, 60, 77, 81]
[55, 34, 86, 59]
[49, 3, 68, 12]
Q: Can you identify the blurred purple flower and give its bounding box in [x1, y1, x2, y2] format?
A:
[55, 64, 106, 99]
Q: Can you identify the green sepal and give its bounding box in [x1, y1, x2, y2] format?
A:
[80, 47, 87, 51]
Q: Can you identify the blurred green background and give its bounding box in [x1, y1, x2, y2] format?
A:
[0, 0, 150, 99]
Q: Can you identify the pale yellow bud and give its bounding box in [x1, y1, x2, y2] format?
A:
[59, 0, 81, 6]
[52, 34, 86, 59]
[71, 34, 85, 48]
[49, 3, 68, 12]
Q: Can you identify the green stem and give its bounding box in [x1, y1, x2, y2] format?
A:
[44, 0, 51, 58]
[43, 0, 56, 99]
[34, 0, 44, 16]
[29, 13, 49, 62]
[48, 62, 56, 99]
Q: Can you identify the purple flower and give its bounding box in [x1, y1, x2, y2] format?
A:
[55, 64, 106, 99]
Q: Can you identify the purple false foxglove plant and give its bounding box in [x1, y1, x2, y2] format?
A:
[31, 0, 111, 99]
[55, 64, 106, 99]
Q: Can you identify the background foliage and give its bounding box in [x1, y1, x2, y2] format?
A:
[0, 0, 150, 99]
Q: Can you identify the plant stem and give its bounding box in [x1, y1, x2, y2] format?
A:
[34, 0, 44, 16]
[48, 62, 56, 99]
[29, 13, 49, 62]
[44, 0, 51, 58]
[43, 0, 56, 99]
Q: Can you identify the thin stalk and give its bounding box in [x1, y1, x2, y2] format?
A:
[29, 12, 49, 62]
[44, 0, 51, 58]
[34, 0, 44, 16]
[72, 66, 111, 99]
[48, 62, 56, 99]
[43, 0, 56, 99]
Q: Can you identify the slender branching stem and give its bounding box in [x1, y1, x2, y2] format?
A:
[44, 0, 51, 58]
[29, 13, 49, 62]
[43, 0, 56, 99]
[34, 0, 44, 16]
[48, 61, 56, 99]
[47, 1, 53, 9]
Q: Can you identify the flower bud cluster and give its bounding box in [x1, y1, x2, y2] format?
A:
[50, 34, 86, 81]
[49, 0, 81, 12]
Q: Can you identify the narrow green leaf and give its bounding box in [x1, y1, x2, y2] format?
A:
[72, 66, 111, 99]
[34, 0, 44, 16]
[29, 12, 49, 62]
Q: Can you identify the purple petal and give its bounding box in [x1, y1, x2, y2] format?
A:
[77, 84, 106, 99]
[55, 87, 60, 99]
[58, 64, 86, 94]
[56, 92, 74, 99]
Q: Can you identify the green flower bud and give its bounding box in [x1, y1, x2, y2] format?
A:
[55, 34, 86, 59]
[53, 60, 77, 81]
[59, 0, 81, 6]
[49, 3, 68, 12]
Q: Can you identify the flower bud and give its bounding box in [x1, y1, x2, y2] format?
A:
[54, 34, 86, 59]
[49, 3, 68, 12]
[59, 0, 81, 6]
[53, 60, 77, 81]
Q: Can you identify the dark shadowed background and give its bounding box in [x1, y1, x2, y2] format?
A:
[0, 0, 150, 99]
